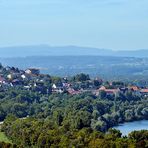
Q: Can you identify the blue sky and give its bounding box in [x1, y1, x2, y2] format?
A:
[0, 0, 148, 50]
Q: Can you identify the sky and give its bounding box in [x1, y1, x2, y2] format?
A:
[0, 0, 148, 50]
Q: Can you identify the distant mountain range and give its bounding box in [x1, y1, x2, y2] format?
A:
[0, 45, 148, 57]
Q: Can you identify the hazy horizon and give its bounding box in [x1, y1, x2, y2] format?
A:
[0, 0, 148, 50]
[0, 44, 148, 52]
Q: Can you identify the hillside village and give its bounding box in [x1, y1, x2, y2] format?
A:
[0, 64, 148, 98]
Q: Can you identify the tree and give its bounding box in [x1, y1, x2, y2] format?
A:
[99, 90, 106, 99]
[73, 73, 90, 82]
[107, 128, 122, 139]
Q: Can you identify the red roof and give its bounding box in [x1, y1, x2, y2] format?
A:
[130, 86, 139, 91]
[68, 90, 81, 95]
[140, 89, 148, 93]
[99, 86, 106, 90]
[105, 89, 118, 94]
[0, 76, 5, 82]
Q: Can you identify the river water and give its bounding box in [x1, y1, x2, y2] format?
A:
[113, 120, 148, 136]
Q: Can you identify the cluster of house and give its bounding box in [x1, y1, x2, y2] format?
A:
[0, 66, 84, 95]
[94, 86, 148, 97]
[52, 81, 148, 97]
[52, 83, 82, 95]
[0, 66, 40, 87]
[0, 65, 148, 97]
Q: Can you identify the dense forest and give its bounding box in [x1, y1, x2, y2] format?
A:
[0, 90, 148, 131]
[0, 89, 148, 147]
[1, 116, 148, 148]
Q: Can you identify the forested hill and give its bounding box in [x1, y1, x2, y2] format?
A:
[1, 56, 148, 82]
[0, 45, 148, 57]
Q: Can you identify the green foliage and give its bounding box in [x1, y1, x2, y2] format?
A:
[2, 117, 146, 148]
[72, 73, 90, 82]
[129, 130, 148, 148]
[0, 132, 11, 143]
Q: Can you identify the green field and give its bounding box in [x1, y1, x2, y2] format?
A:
[0, 132, 11, 143]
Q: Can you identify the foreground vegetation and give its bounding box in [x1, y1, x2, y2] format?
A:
[1, 116, 148, 148]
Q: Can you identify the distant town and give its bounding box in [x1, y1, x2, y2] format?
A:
[0, 64, 148, 98]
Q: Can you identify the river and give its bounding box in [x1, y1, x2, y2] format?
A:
[113, 120, 148, 136]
